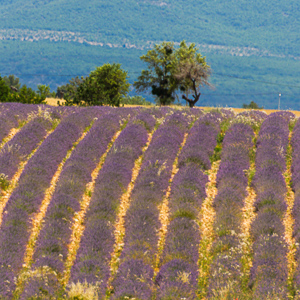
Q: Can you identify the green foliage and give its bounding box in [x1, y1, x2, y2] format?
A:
[0, 39, 299, 109]
[0, 0, 299, 108]
[7, 84, 46, 104]
[0, 75, 10, 101]
[134, 42, 177, 105]
[72, 63, 130, 106]
[3, 74, 21, 91]
[57, 76, 83, 101]
[121, 95, 152, 106]
[0, 0, 298, 57]
[242, 101, 263, 109]
[0, 74, 48, 104]
[0, 173, 9, 191]
[134, 41, 211, 106]
[210, 118, 231, 162]
[37, 84, 51, 98]
[175, 41, 212, 107]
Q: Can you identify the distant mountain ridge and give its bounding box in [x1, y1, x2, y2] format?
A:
[1, 0, 298, 54]
[0, 0, 299, 108]
[1, 28, 299, 60]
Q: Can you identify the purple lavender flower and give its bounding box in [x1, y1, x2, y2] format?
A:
[156, 259, 198, 300]
[19, 113, 122, 297]
[207, 122, 254, 296]
[0, 110, 94, 298]
[0, 103, 38, 142]
[111, 259, 154, 300]
[249, 114, 290, 298]
[69, 114, 153, 298]
[112, 112, 189, 299]
[0, 117, 52, 180]
[250, 235, 288, 299]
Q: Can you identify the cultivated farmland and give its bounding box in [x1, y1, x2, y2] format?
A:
[0, 103, 298, 299]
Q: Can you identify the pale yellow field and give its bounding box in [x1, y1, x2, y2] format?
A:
[45, 97, 300, 117]
[45, 97, 66, 106]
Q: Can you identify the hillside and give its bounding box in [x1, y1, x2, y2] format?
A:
[0, 0, 299, 108]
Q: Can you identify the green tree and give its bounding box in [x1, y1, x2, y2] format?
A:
[7, 85, 46, 104]
[56, 76, 83, 101]
[133, 42, 177, 105]
[134, 41, 212, 107]
[73, 63, 130, 106]
[3, 75, 21, 92]
[242, 101, 263, 109]
[174, 41, 212, 107]
[0, 76, 10, 102]
[37, 84, 51, 98]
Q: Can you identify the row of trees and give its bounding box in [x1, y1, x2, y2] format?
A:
[0, 41, 212, 107]
[61, 41, 212, 107]
[0, 74, 53, 104]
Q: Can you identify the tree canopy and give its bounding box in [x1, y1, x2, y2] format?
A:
[0, 76, 10, 102]
[134, 41, 212, 106]
[0, 75, 47, 104]
[175, 41, 212, 107]
[133, 42, 177, 105]
[72, 63, 130, 106]
[3, 75, 21, 92]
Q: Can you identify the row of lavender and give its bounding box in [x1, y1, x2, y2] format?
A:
[207, 121, 255, 298]
[0, 108, 102, 298]
[110, 112, 190, 299]
[0, 113, 58, 183]
[291, 118, 300, 295]
[250, 112, 293, 298]
[0, 104, 198, 298]
[20, 112, 123, 298]
[155, 113, 222, 299]
[0, 103, 76, 145]
[0, 103, 38, 143]
[67, 111, 156, 298]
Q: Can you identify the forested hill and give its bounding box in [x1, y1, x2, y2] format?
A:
[0, 0, 299, 109]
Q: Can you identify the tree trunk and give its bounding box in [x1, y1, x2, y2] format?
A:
[182, 93, 201, 108]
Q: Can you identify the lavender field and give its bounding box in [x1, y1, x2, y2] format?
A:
[0, 103, 299, 299]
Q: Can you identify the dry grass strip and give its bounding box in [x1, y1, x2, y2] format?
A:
[15, 125, 94, 294]
[62, 129, 123, 287]
[197, 160, 221, 299]
[283, 130, 296, 296]
[240, 162, 257, 291]
[0, 129, 54, 229]
[153, 132, 188, 276]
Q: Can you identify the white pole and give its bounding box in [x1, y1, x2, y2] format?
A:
[278, 93, 281, 110]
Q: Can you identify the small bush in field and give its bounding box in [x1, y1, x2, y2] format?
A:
[67, 280, 100, 300]
[0, 173, 9, 191]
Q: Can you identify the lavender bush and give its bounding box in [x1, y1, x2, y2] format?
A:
[20, 112, 122, 299]
[291, 119, 300, 292]
[249, 113, 292, 299]
[155, 114, 221, 299]
[0, 116, 52, 181]
[111, 112, 189, 299]
[0, 103, 38, 143]
[68, 113, 155, 299]
[207, 122, 254, 298]
[0, 109, 95, 298]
